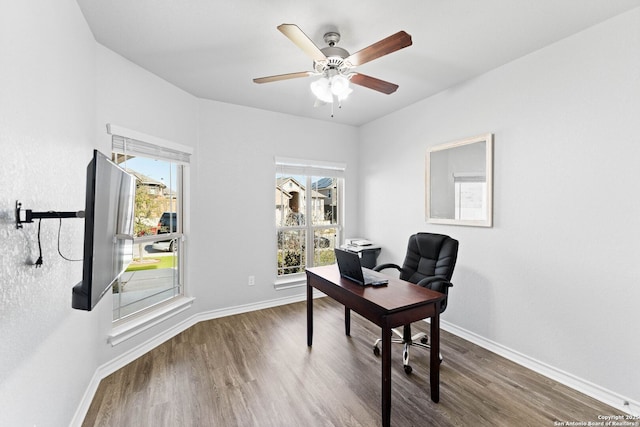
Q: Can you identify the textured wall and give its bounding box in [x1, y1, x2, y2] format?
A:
[0, 0, 98, 425]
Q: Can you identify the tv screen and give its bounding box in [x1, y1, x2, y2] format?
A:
[72, 149, 135, 311]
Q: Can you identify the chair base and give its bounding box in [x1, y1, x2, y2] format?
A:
[372, 327, 443, 374]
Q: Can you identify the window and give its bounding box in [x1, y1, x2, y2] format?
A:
[275, 158, 345, 284]
[108, 125, 191, 322]
[453, 173, 487, 221]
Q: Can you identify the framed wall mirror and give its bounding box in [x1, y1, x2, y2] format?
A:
[426, 133, 493, 227]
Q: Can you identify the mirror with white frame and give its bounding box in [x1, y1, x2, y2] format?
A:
[426, 133, 493, 227]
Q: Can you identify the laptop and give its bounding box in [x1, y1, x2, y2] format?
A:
[334, 248, 388, 286]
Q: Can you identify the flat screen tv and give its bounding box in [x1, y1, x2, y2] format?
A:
[72, 149, 135, 311]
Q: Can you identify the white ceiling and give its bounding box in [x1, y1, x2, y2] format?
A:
[76, 0, 640, 126]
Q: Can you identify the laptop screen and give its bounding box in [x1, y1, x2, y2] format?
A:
[335, 248, 365, 283]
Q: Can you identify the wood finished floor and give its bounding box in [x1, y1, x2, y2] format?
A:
[83, 298, 617, 426]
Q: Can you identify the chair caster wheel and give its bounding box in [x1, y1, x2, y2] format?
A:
[404, 365, 413, 374]
[373, 346, 380, 356]
[420, 337, 428, 344]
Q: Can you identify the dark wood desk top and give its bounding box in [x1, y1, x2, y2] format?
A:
[307, 264, 445, 314]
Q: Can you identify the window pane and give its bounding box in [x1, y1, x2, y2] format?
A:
[275, 166, 343, 279]
[311, 177, 338, 225]
[113, 237, 180, 320]
[454, 181, 487, 220]
[276, 174, 306, 227]
[277, 230, 306, 276]
[112, 153, 182, 321]
[314, 228, 337, 267]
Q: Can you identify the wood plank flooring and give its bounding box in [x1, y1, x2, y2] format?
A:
[83, 297, 618, 426]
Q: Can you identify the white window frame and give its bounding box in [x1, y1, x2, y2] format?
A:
[453, 172, 487, 221]
[106, 124, 194, 345]
[275, 157, 346, 289]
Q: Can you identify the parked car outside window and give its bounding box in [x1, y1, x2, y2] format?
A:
[152, 212, 177, 252]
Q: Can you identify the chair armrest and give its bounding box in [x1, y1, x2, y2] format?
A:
[373, 263, 402, 273]
[416, 276, 453, 291]
[417, 276, 454, 313]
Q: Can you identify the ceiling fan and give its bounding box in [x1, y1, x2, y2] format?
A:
[253, 24, 412, 110]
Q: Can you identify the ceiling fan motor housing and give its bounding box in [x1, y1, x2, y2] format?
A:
[316, 32, 350, 73]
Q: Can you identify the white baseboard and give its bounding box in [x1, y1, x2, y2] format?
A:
[70, 293, 637, 426]
[70, 292, 318, 426]
[440, 320, 639, 416]
[70, 370, 103, 427]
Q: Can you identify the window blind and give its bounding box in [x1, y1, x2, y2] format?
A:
[275, 156, 346, 177]
[108, 124, 192, 165]
[453, 172, 486, 183]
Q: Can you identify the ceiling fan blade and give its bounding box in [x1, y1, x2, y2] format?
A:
[253, 71, 313, 84]
[277, 24, 327, 63]
[350, 73, 399, 95]
[346, 31, 412, 67]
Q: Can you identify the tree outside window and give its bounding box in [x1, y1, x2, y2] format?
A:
[276, 171, 342, 279]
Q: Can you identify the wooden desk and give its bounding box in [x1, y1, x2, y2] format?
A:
[306, 264, 445, 427]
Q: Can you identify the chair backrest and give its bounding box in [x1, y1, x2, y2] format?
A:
[400, 233, 458, 303]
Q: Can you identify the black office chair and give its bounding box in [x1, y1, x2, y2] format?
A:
[372, 232, 458, 374]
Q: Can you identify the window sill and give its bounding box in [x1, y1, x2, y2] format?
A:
[109, 296, 195, 346]
[274, 274, 306, 290]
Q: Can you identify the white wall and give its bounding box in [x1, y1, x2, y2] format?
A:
[94, 43, 200, 367]
[93, 51, 361, 370]
[193, 100, 359, 312]
[0, 2, 359, 425]
[358, 8, 640, 408]
[3, 1, 637, 424]
[0, 1, 97, 425]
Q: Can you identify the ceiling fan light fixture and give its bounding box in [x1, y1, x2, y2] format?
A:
[330, 75, 352, 100]
[337, 87, 353, 102]
[310, 77, 333, 103]
[310, 74, 352, 104]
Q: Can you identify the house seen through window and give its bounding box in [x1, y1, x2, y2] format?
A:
[276, 160, 344, 280]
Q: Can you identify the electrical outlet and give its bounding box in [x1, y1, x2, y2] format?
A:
[248, 275, 255, 286]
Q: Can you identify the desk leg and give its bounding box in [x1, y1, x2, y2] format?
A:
[307, 283, 313, 347]
[430, 309, 440, 403]
[345, 307, 351, 336]
[381, 326, 392, 427]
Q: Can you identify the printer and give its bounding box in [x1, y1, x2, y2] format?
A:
[340, 238, 381, 269]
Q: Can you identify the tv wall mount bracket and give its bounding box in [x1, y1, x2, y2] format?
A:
[15, 200, 84, 229]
